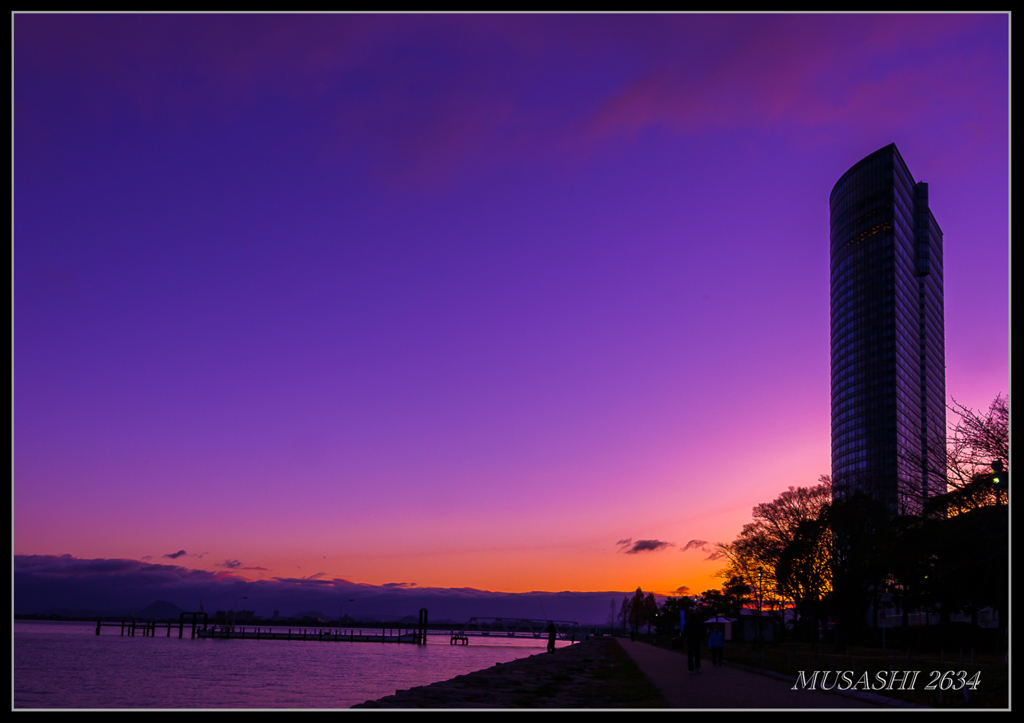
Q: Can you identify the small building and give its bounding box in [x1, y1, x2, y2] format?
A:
[733, 610, 781, 642]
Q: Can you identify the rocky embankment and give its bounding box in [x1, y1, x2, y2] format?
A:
[352, 637, 669, 709]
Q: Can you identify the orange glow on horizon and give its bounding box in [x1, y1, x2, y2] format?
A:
[182, 547, 729, 598]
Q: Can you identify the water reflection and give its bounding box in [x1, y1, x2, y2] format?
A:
[14, 620, 566, 708]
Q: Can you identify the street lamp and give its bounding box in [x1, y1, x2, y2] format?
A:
[992, 460, 1007, 504]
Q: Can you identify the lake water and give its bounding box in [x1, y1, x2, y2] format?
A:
[14, 620, 568, 708]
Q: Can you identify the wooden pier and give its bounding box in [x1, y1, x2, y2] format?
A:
[92, 609, 582, 647]
[95, 608, 433, 644]
[95, 612, 208, 638]
[195, 627, 420, 642]
[95, 619, 425, 643]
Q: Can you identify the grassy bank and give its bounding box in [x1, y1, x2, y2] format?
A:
[353, 638, 670, 708]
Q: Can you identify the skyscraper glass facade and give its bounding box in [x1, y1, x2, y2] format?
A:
[829, 144, 945, 514]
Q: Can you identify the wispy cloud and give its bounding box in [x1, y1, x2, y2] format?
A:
[215, 559, 268, 572]
[618, 539, 673, 554]
[582, 14, 1001, 145]
[16, 15, 1002, 189]
[163, 550, 187, 559]
[682, 540, 725, 561]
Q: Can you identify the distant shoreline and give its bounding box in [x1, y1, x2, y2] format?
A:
[15, 614, 467, 628]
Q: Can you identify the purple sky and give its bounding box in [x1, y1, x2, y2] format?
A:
[13, 13, 1008, 604]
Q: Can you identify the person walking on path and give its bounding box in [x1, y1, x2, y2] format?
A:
[683, 616, 704, 673]
[545, 621, 557, 654]
[708, 626, 725, 667]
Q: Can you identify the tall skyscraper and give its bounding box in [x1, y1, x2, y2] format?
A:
[829, 144, 945, 514]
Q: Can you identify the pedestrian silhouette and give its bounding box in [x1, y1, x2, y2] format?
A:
[545, 621, 557, 653]
[683, 617, 704, 673]
[708, 625, 725, 666]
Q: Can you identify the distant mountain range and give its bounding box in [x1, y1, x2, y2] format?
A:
[26, 602, 463, 624]
[34, 600, 188, 620]
[17, 555, 636, 625]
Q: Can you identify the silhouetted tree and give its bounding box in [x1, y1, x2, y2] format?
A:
[714, 395, 1008, 652]
[655, 596, 689, 634]
[644, 592, 658, 635]
[923, 492, 1008, 649]
[886, 513, 936, 629]
[630, 588, 646, 635]
[896, 394, 1009, 648]
[719, 576, 752, 618]
[823, 492, 894, 650]
[698, 589, 727, 619]
[901, 394, 1009, 513]
[947, 394, 1008, 492]
[718, 476, 832, 627]
[776, 515, 833, 642]
[617, 595, 630, 636]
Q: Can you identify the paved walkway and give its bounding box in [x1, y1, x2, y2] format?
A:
[617, 640, 881, 709]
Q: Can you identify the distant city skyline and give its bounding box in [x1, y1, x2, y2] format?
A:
[14, 13, 1008, 600]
